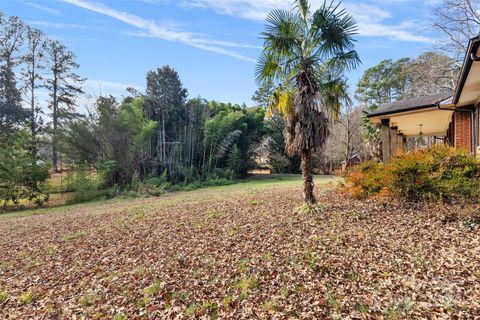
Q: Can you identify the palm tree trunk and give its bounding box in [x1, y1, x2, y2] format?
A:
[301, 148, 316, 204]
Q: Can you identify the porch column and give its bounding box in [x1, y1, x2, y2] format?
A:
[390, 126, 399, 157]
[398, 133, 405, 154]
[381, 119, 391, 162]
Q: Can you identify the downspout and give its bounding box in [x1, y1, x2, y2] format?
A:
[467, 51, 480, 154]
[474, 103, 479, 156]
[471, 111, 475, 155]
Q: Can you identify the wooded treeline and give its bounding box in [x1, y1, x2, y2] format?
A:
[0, 13, 281, 208]
[0, 12, 84, 207]
[65, 77, 267, 187]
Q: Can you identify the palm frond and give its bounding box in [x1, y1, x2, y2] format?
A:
[277, 89, 295, 118]
[262, 9, 303, 55]
[266, 86, 281, 118]
[266, 85, 295, 120]
[255, 51, 279, 83]
[310, 1, 357, 56]
[325, 50, 361, 72]
[294, 0, 310, 21]
[317, 76, 350, 121]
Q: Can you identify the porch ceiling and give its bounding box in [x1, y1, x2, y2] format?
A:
[457, 46, 480, 107]
[370, 107, 453, 137]
[454, 36, 480, 107]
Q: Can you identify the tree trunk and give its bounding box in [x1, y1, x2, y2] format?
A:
[52, 75, 59, 172]
[30, 79, 36, 155]
[162, 112, 166, 163]
[30, 60, 36, 156]
[300, 148, 316, 204]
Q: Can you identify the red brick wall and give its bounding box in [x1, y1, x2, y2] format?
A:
[454, 112, 471, 151]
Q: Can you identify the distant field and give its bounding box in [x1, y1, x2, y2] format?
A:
[0, 175, 479, 318]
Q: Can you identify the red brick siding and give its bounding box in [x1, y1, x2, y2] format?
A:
[454, 112, 471, 151]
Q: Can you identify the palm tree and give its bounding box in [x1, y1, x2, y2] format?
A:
[256, 0, 360, 204]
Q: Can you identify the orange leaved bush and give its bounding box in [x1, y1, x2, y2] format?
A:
[346, 145, 480, 202]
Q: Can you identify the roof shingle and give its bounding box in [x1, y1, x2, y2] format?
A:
[368, 92, 452, 117]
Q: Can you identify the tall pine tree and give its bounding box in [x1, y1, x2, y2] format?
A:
[21, 26, 46, 155]
[145, 66, 187, 175]
[45, 39, 84, 171]
[0, 15, 27, 144]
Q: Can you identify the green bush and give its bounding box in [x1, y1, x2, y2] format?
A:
[66, 164, 103, 204]
[390, 145, 480, 202]
[347, 145, 480, 203]
[0, 131, 50, 209]
[142, 170, 170, 196]
[201, 178, 233, 187]
[168, 178, 233, 192]
[145, 170, 170, 189]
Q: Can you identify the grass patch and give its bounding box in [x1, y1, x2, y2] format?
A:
[206, 210, 223, 219]
[0, 290, 8, 303]
[295, 203, 324, 214]
[261, 298, 277, 312]
[144, 281, 162, 297]
[47, 243, 59, 255]
[62, 231, 86, 241]
[112, 314, 127, 320]
[0, 175, 340, 219]
[236, 258, 250, 274]
[80, 292, 100, 307]
[234, 277, 259, 300]
[18, 291, 33, 305]
[327, 290, 340, 310]
[200, 300, 218, 319]
[183, 303, 199, 316]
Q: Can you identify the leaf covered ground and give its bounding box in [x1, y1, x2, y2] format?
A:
[0, 175, 479, 319]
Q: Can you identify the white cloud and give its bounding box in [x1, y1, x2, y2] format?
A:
[138, 0, 162, 3]
[124, 31, 262, 49]
[184, 0, 434, 43]
[356, 22, 433, 43]
[83, 79, 142, 96]
[24, 2, 61, 16]
[29, 20, 92, 30]
[344, 3, 434, 43]
[61, 0, 256, 62]
[182, 0, 289, 21]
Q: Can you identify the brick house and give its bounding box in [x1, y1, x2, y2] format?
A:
[368, 36, 480, 162]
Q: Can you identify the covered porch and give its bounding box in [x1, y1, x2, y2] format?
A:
[368, 36, 480, 162]
[368, 92, 454, 162]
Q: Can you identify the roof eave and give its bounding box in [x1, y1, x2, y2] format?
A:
[367, 103, 441, 118]
[452, 36, 480, 105]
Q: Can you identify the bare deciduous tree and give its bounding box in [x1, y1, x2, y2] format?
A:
[432, 0, 480, 59]
[337, 104, 365, 164]
[407, 51, 460, 95]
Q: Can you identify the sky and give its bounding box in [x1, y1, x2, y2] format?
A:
[1, 0, 446, 106]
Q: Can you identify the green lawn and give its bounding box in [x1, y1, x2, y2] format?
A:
[1, 174, 340, 219]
